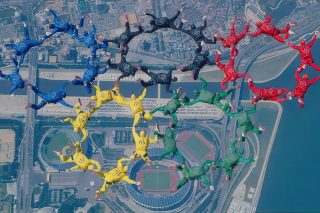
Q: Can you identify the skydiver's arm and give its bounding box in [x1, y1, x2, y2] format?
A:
[199, 19, 207, 30]
[49, 9, 60, 22]
[145, 12, 156, 19]
[98, 67, 108, 75]
[249, 29, 262, 37]
[195, 46, 202, 54]
[230, 140, 238, 154]
[12, 57, 18, 67]
[117, 158, 128, 169]
[183, 98, 200, 106]
[245, 104, 257, 114]
[165, 83, 173, 93]
[227, 111, 238, 117]
[122, 176, 137, 184]
[294, 68, 302, 80]
[310, 75, 320, 85]
[9, 85, 18, 95]
[91, 24, 97, 36]
[132, 127, 140, 143]
[91, 85, 101, 93]
[144, 27, 157, 33]
[154, 131, 164, 139]
[239, 157, 255, 163]
[58, 99, 73, 108]
[138, 88, 147, 100]
[74, 141, 82, 153]
[149, 135, 159, 144]
[68, 165, 80, 171]
[288, 42, 300, 50]
[59, 81, 69, 92]
[200, 175, 211, 187]
[200, 77, 208, 89]
[229, 57, 235, 66]
[307, 33, 318, 48]
[265, 14, 272, 23]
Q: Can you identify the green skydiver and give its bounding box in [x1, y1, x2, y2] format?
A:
[227, 104, 263, 141]
[217, 139, 255, 180]
[151, 88, 189, 128]
[153, 124, 185, 164]
[176, 160, 215, 191]
[183, 77, 235, 113]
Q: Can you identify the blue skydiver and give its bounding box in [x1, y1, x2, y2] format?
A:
[71, 57, 108, 94]
[26, 82, 73, 110]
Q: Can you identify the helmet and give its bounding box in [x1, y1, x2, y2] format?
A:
[95, 64, 100, 70]
[302, 74, 309, 80]
[131, 94, 136, 100]
[165, 128, 174, 137]
[84, 31, 89, 36]
[238, 148, 244, 155]
[172, 77, 178, 82]
[193, 89, 200, 96]
[18, 82, 24, 88]
[237, 105, 243, 111]
[88, 164, 95, 170]
[300, 40, 306, 45]
[91, 96, 97, 101]
[74, 127, 80, 133]
[139, 131, 146, 137]
[123, 166, 128, 173]
[62, 92, 67, 98]
[256, 21, 262, 27]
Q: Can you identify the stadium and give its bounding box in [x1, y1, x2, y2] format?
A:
[126, 148, 196, 211]
[39, 128, 90, 171]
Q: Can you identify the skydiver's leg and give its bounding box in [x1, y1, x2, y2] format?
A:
[85, 83, 92, 94]
[192, 68, 201, 80]
[230, 46, 238, 57]
[23, 26, 30, 40]
[31, 101, 47, 110]
[89, 160, 102, 172]
[226, 169, 233, 180]
[71, 79, 84, 86]
[0, 72, 10, 80]
[200, 175, 211, 187]
[58, 154, 73, 163]
[279, 23, 290, 34]
[129, 153, 138, 161]
[151, 106, 165, 114]
[63, 117, 76, 126]
[170, 113, 178, 128]
[175, 150, 185, 164]
[251, 126, 262, 135]
[122, 176, 137, 185]
[297, 95, 305, 108]
[159, 151, 171, 161]
[91, 45, 98, 59]
[97, 181, 110, 194]
[273, 35, 287, 43]
[251, 96, 262, 104]
[169, 10, 181, 23]
[30, 39, 43, 47]
[180, 64, 194, 72]
[142, 111, 153, 121]
[133, 114, 141, 127]
[68, 165, 80, 171]
[19, 54, 25, 66]
[4, 43, 17, 50]
[176, 178, 188, 190]
[142, 154, 152, 165]
[309, 63, 320, 71]
[140, 80, 155, 87]
[271, 97, 287, 103]
[237, 73, 246, 79]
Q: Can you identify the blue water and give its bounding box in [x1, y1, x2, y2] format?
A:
[256, 42, 320, 212]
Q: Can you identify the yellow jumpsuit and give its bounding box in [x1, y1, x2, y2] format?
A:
[58, 141, 101, 172]
[117, 88, 153, 126]
[95, 158, 137, 194]
[130, 127, 158, 164]
[90, 85, 123, 112]
[64, 103, 94, 142]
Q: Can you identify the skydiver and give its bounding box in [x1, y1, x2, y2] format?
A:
[144, 8, 184, 33]
[288, 31, 320, 71]
[26, 81, 72, 110]
[176, 45, 216, 80]
[183, 77, 235, 113]
[215, 50, 247, 89]
[5, 22, 44, 65]
[217, 139, 254, 180]
[178, 16, 217, 46]
[64, 98, 94, 142]
[103, 14, 143, 55]
[45, 8, 84, 39]
[227, 104, 263, 141]
[136, 68, 178, 93]
[74, 20, 108, 59]
[175, 160, 215, 191]
[89, 84, 122, 112]
[247, 77, 290, 104]
[0, 57, 26, 95]
[216, 17, 250, 56]
[250, 14, 294, 43]
[289, 67, 320, 108]
[54, 140, 101, 172]
[116, 87, 153, 126]
[130, 126, 159, 165]
[71, 57, 108, 94]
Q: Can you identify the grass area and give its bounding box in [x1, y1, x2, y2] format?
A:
[0, 8, 15, 19]
[44, 132, 71, 161]
[183, 134, 210, 161]
[143, 171, 170, 190]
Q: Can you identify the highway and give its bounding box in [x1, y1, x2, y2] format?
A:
[16, 1, 41, 212]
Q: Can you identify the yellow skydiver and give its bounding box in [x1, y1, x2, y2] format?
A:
[64, 99, 94, 142]
[117, 87, 153, 126]
[130, 126, 158, 165]
[95, 158, 139, 197]
[89, 84, 124, 112]
[53, 141, 101, 172]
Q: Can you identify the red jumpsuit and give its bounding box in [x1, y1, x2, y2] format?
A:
[288, 33, 320, 71]
[248, 78, 290, 104]
[292, 68, 320, 108]
[217, 17, 249, 56]
[215, 54, 246, 90]
[250, 14, 291, 43]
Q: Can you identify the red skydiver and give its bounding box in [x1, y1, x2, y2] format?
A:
[290, 67, 320, 108]
[215, 50, 247, 90]
[288, 31, 320, 71]
[217, 17, 250, 56]
[249, 14, 294, 43]
[247, 77, 290, 104]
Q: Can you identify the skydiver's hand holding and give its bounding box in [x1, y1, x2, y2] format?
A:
[315, 31, 319, 37]
[179, 7, 185, 12]
[202, 16, 206, 20]
[125, 14, 129, 22]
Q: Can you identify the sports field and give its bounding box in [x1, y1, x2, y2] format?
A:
[183, 134, 210, 161]
[143, 171, 170, 190]
[44, 131, 71, 161]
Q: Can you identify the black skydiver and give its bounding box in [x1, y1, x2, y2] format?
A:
[178, 16, 217, 46]
[107, 54, 148, 83]
[137, 69, 178, 93]
[144, 8, 184, 33]
[176, 45, 215, 80]
[103, 15, 144, 55]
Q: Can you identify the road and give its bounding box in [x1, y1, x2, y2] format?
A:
[16, 1, 41, 213]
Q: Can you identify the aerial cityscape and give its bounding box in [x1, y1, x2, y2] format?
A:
[1, 0, 320, 213]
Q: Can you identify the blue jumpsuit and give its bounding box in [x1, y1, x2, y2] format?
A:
[71, 58, 108, 94]
[0, 57, 25, 95]
[5, 26, 44, 65]
[29, 81, 73, 110]
[45, 9, 84, 38]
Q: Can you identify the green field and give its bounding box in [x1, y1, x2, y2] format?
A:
[44, 131, 71, 161]
[183, 134, 210, 161]
[143, 171, 170, 190]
